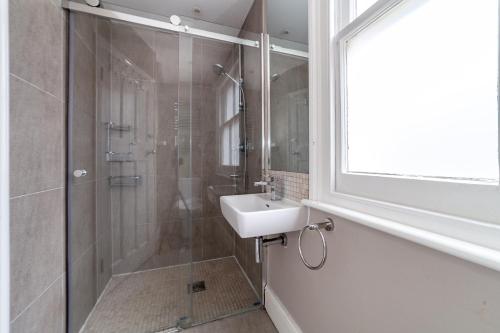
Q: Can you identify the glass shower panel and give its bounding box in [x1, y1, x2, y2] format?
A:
[68, 13, 194, 333]
[176, 32, 195, 328]
[105, 21, 194, 331]
[68, 8, 262, 333]
[95, 15, 112, 299]
[67, 12, 100, 333]
[186, 35, 262, 325]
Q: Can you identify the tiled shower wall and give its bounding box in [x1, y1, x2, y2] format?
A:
[9, 0, 67, 332]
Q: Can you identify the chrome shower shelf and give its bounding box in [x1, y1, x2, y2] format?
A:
[106, 122, 131, 132]
[109, 176, 142, 187]
[106, 151, 134, 162]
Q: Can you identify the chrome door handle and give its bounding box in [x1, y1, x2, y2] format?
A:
[73, 169, 87, 178]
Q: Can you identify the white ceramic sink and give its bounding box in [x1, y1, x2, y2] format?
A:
[220, 193, 307, 238]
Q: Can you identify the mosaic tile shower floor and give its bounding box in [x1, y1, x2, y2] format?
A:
[81, 257, 260, 333]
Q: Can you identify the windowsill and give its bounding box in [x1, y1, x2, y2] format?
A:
[302, 197, 500, 272]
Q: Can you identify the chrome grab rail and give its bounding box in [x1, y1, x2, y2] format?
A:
[298, 218, 334, 270]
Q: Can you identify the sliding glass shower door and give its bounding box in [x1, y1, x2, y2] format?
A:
[68, 14, 194, 332]
[68, 9, 261, 333]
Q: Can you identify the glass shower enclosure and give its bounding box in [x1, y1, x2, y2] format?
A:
[67, 6, 262, 333]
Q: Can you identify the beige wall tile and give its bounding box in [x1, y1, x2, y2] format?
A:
[10, 275, 65, 333]
[9, 76, 64, 197]
[9, 0, 65, 99]
[10, 189, 65, 319]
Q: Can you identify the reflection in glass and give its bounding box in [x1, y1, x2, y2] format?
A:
[270, 52, 309, 173]
[267, 0, 309, 173]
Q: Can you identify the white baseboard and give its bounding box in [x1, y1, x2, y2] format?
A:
[265, 287, 302, 333]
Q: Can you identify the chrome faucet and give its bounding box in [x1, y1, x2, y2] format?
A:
[254, 176, 280, 201]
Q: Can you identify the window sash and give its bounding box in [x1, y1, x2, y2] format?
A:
[332, 0, 500, 225]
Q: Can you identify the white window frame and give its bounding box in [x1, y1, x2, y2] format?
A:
[307, 0, 500, 272]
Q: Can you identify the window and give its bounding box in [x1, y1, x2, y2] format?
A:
[351, 0, 378, 18]
[330, 0, 500, 226]
[345, 0, 499, 182]
[217, 71, 240, 170]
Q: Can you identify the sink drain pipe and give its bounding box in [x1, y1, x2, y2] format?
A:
[255, 234, 287, 263]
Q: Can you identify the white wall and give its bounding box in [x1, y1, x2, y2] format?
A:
[0, 0, 9, 332]
[267, 208, 500, 332]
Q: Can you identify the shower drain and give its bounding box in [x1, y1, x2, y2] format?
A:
[188, 280, 206, 293]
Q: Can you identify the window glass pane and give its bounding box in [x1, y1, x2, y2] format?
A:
[222, 125, 231, 166]
[234, 84, 240, 117]
[345, 0, 499, 181]
[354, 0, 378, 17]
[231, 119, 240, 166]
[224, 83, 234, 121]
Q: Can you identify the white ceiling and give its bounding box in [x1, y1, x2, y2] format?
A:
[100, 0, 308, 45]
[102, 0, 255, 29]
[267, 0, 308, 45]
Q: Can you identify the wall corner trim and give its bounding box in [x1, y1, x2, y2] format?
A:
[265, 287, 302, 333]
[0, 0, 10, 331]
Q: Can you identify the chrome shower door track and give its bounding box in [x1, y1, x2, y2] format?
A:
[62, 1, 261, 48]
[270, 44, 309, 59]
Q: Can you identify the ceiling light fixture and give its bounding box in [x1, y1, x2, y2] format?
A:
[170, 15, 182, 26]
[85, 0, 100, 7]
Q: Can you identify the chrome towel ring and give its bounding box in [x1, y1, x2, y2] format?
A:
[298, 218, 335, 270]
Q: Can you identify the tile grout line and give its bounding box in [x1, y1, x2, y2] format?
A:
[233, 255, 260, 300]
[73, 28, 95, 56]
[71, 240, 97, 269]
[113, 255, 236, 278]
[9, 186, 65, 200]
[9, 73, 64, 103]
[10, 272, 65, 324]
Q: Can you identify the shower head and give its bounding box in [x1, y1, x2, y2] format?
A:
[212, 64, 225, 76]
[271, 73, 281, 81]
[213, 63, 241, 86]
